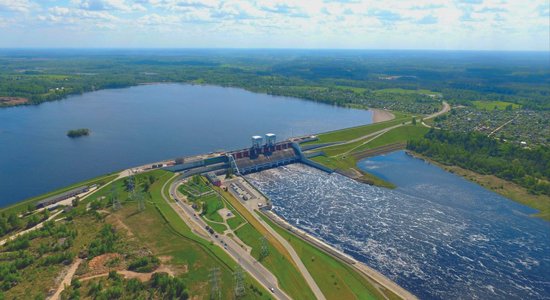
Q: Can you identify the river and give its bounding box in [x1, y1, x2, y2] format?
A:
[246, 151, 550, 300]
[0, 83, 372, 205]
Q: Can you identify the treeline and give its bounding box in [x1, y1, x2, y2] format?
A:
[0, 50, 548, 111]
[407, 130, 550, 196]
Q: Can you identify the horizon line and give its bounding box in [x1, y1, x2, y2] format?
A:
[0, 47, 549, 53]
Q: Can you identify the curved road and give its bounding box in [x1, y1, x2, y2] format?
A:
[163, 176, 292, 300]
[317, 101, 450, 152]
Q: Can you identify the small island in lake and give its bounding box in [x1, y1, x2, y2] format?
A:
[67, 128, 90, 138]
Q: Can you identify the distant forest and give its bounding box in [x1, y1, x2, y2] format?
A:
[0, 50, 549, 111]
[407, 130, 550, 196]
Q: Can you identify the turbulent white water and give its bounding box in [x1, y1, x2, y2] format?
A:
[246, 151, 550, 300]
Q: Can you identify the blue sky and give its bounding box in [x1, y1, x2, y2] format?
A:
[0, 0, 548, 50]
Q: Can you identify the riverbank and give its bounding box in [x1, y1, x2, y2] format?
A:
[407, 151, 550, 222]
[372, 108, 395, 123]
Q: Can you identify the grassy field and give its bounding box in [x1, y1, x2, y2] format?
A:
[258, 213, 396, 300]
[311, 155, 396, 189]
[0, 172, 118, 216]
[354, 125, 429, 152]
[234, 223, 317, 300]
[472, 100, 521, 110]
[309, 125, 431, 189]
[319, 124, 426, 157]
[303, 116, 409, 146]
[227, 212, 246, 230]
[205, 219, 228, 234]
[200, 193, 225, 222]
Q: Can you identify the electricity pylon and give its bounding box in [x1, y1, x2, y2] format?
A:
[209, 267, 221, 300]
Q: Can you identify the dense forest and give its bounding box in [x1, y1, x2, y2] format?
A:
[407, 130, 550, 196]
[0, 50, 548, 112]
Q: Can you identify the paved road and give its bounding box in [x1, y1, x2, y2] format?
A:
[164, 177, 291, 300]
[244, 206, 326, 299]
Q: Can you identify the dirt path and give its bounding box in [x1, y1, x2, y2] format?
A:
[79, 266, 175, 283]
[488, 116, 517, 137]
[0, 210, 64, 246]
[50, 258, 83, 300]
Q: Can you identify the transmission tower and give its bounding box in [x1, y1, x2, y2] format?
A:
[110, 185, 121, 211]
[127, 175, 136, 193]
[259, 236, 270, 261]
[209, 267, 221, 300]
[134, 191, 145, 212]
[234, 264, 246, 298]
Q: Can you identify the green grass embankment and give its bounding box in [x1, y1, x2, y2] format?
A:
[311, 125, 429, 189]
[303, 115, 409, 146]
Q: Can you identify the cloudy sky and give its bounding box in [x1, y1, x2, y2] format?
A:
[0, 0, 548, 50]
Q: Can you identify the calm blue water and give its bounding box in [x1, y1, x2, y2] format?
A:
[246, 151, 550, 300]
[0, 84, 372, 205]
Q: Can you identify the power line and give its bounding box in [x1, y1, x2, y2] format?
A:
[110, 185, 120, 211]
[209, 266, 221, 300]
[234, 264, 246, 298]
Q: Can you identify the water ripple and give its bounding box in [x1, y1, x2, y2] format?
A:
[246, 151, 550, 300]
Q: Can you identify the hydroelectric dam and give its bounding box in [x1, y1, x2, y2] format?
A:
[160, 133, 333, 178]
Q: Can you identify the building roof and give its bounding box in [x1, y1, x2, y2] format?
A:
[36, 186, 89, 206]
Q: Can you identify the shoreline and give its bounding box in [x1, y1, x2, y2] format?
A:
[371, 108, 395, 123]
[405, 151, 550, 222]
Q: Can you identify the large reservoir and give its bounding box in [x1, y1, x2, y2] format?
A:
[246, 151, 550, 300]
[0, 84, 372, 205]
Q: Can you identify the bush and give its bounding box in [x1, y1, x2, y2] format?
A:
[128, 256, 159, 273]
[88, 224, 118, 258]
[40, 251, 73, 266]
[5, 236, 30, 251]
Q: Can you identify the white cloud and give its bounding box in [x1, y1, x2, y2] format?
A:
[0, 0, 547, 50]
[75, 0, 145, 12]
[0, 0, 34, 13]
